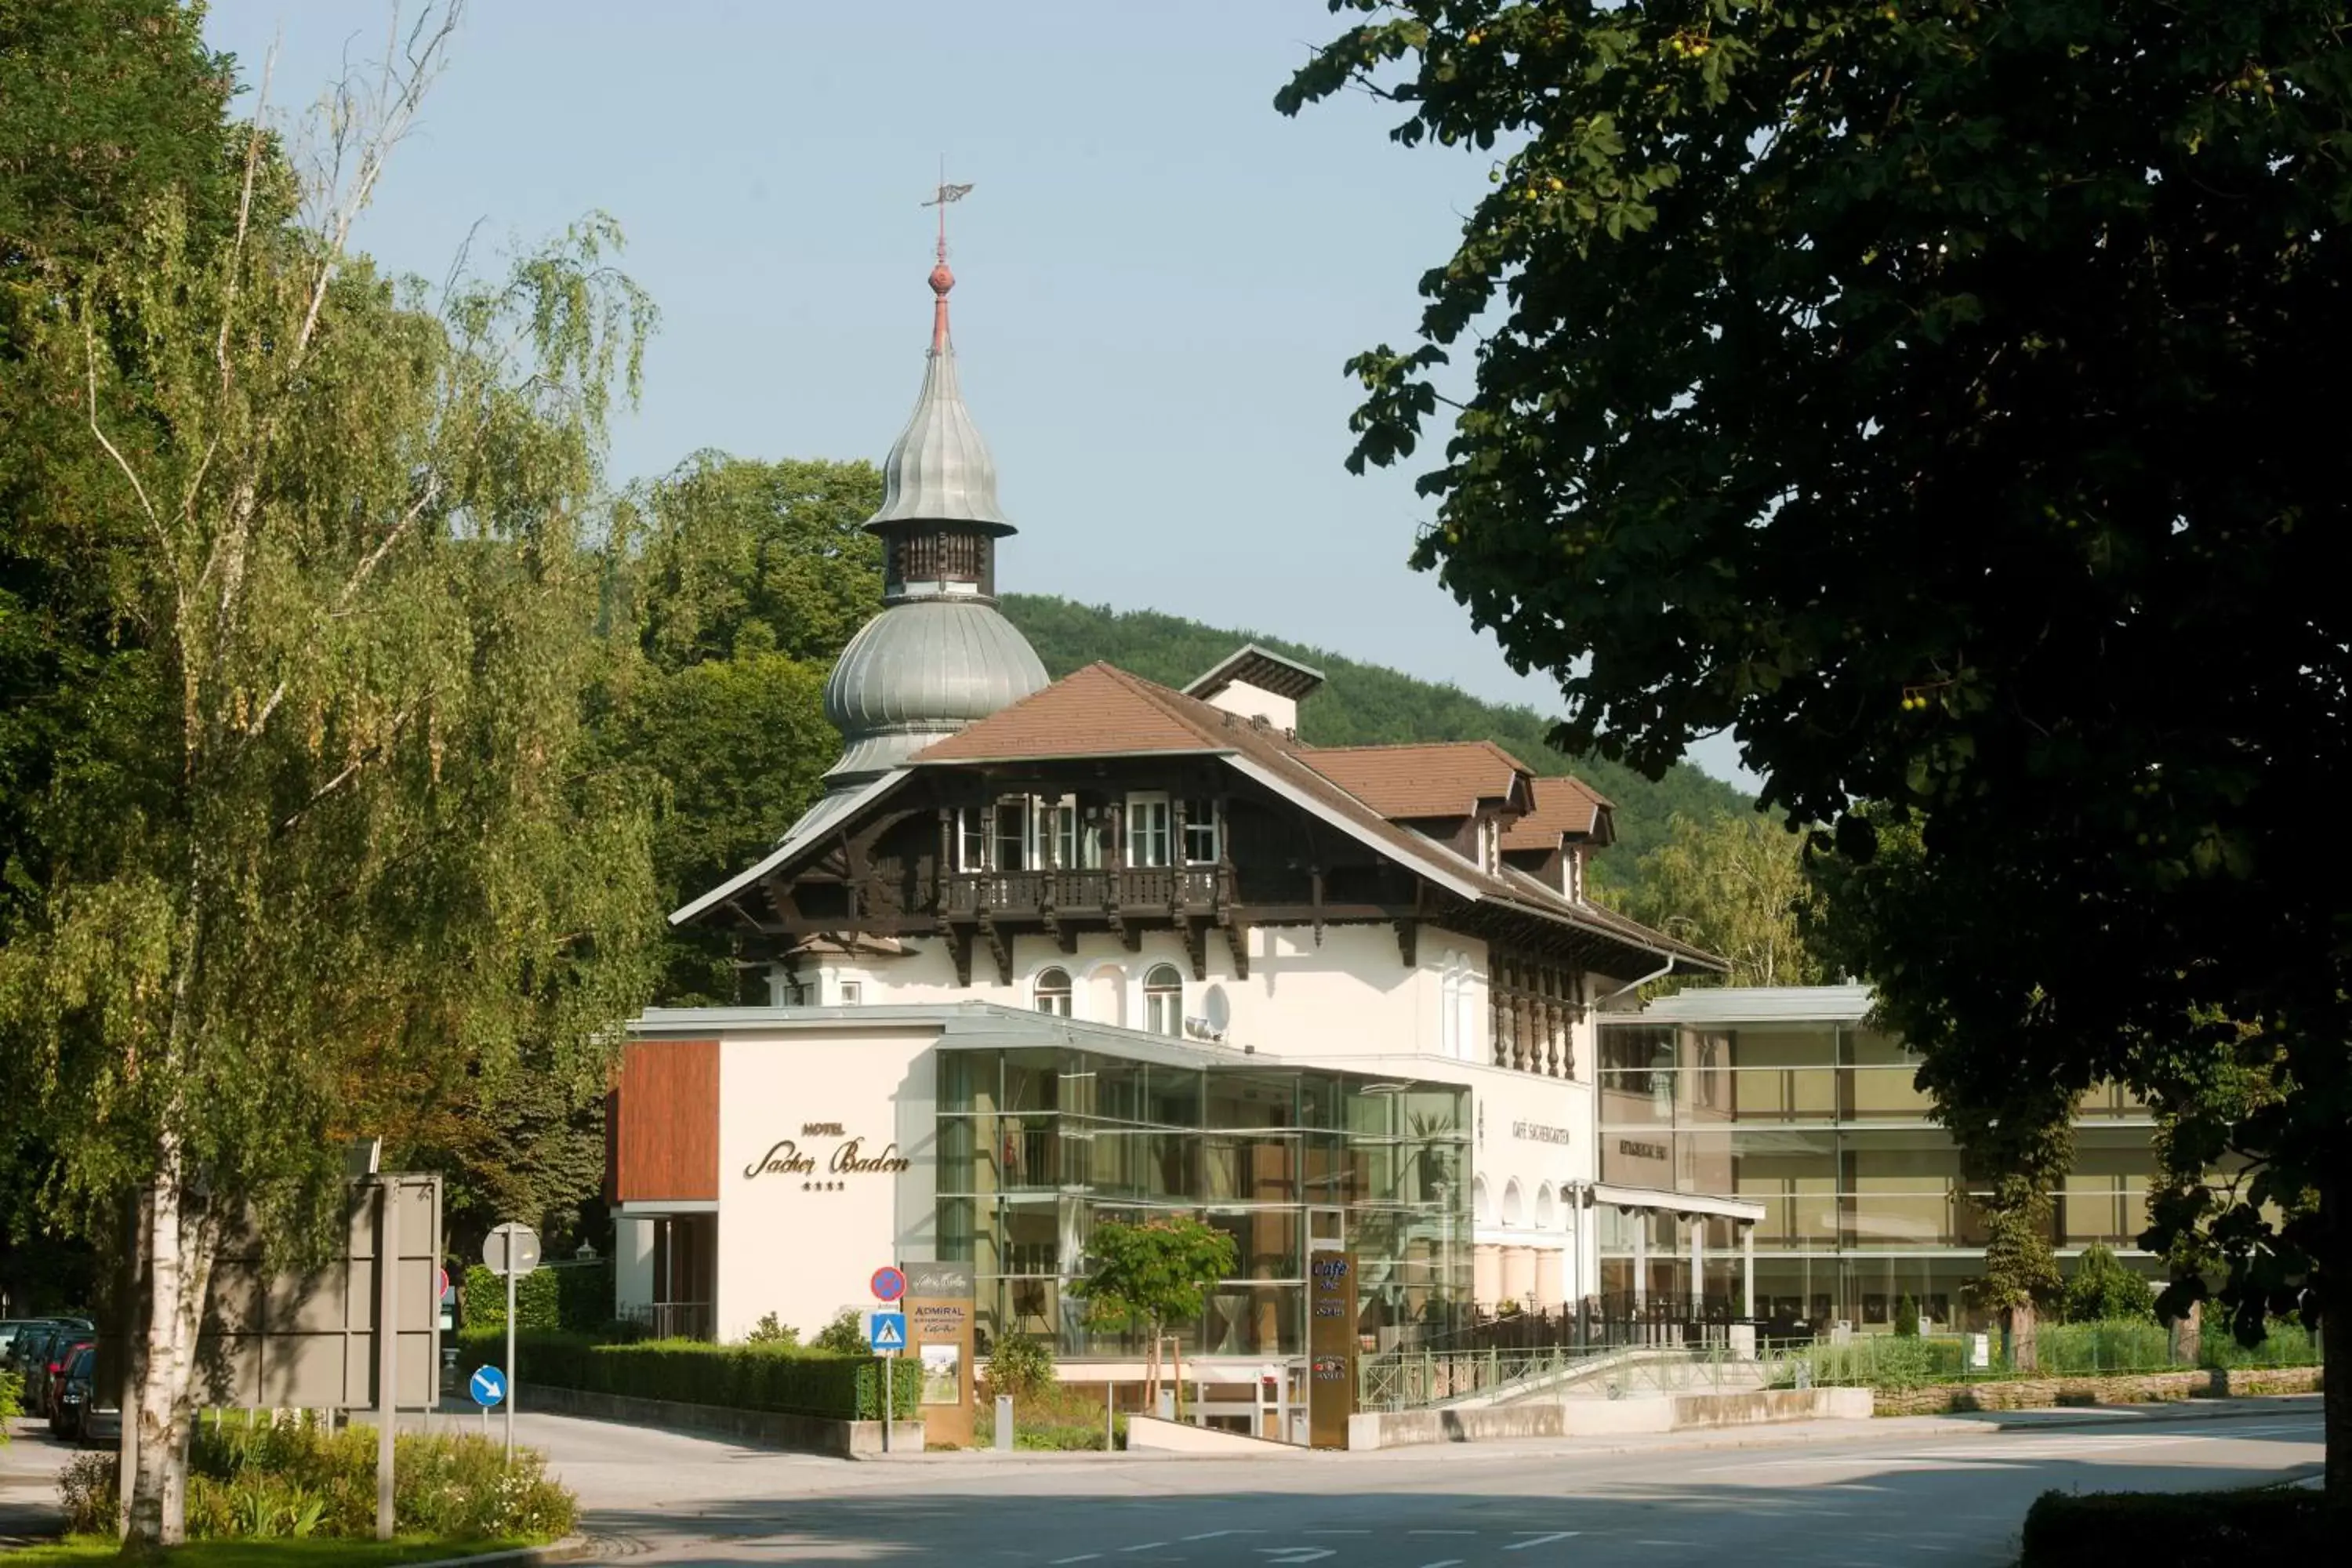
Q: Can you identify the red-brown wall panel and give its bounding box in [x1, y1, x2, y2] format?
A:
[610, 1040, 719, 1203]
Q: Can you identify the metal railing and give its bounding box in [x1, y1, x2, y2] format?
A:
[1356, 1341, 1784, 1412]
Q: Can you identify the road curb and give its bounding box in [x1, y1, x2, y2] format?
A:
[404, 1534, 593, 1568]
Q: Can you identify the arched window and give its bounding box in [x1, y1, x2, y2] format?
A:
[1535, 1183, 1556, 1230]
[1502, 1179, 1525, 1228]
[1472, 1175, 1492, 1225]
[1143, 964, 1184, 1036]
[1033, 967, 1073, 1018]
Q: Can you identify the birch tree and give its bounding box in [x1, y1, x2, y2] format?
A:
[0, 4, 659, 1541]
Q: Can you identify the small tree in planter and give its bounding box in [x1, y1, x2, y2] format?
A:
[1070, 1215, 1236, 1413]
[1894, 1294, 1921, 1338]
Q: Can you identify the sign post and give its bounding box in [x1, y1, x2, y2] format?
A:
[869, 1264, 906, 1454]
[469, 1365, 507, 1438]
[482, 1223, 539, 1464]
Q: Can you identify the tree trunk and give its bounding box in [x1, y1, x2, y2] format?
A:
[2008, 1298, 2038, 1374]
[123, 1134, 217, 1548]
[2321, 1167, 2348, 1511]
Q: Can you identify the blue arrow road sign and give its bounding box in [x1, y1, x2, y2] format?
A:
[470, 1366, 507, 1407]
[866, 1310, 906, 1352]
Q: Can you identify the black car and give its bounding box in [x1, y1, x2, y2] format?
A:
[23, 1325, 95, 1421]
[56, 1345, 120, 1446]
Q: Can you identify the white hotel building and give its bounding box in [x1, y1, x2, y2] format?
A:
[607, 243, 1766, 1386]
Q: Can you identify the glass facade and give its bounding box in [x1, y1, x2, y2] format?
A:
[936, 1046, 1472, 1360]
[1596, 1018, 2159, 1334]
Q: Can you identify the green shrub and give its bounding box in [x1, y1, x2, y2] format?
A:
[984, 1334, 1057, 1400]
[457, 1328, 919, 1421]
[2199, 1317, 2321, 1369]
[0, 1370, 20, 1432]
[811, 1307, 866, 1355]
[977, 1383, 1123, 1451]
[1893, 1294, 1920, 1338]
[57, 1412, 575, 1541]
[2060, 1244, 2158, 1323]
[463, 1259, 612, 1333]
[744, 1312, 800, 1346]
[2020, 1486, 2330, 1564]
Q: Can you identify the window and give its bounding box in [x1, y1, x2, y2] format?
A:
[957, 807, 987, 872]
[837, 980, 863, 1007]
[993, 798, 1033, 871]
[1127, 793, 1171, 868]
[1049, 800, 1103, 869]
[1181, 797, 1219, 864]
[1033, 967, 1073, 1018]
[1143, 963, 1184, 1036]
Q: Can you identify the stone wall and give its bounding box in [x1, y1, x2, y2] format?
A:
[1871, 1364, 2324, 1417]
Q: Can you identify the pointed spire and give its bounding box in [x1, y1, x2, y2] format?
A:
[866, 213, 1014, 536]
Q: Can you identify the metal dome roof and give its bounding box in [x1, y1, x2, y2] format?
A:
[863, 252, 1015, 536]
[821, 597, 1048, 784]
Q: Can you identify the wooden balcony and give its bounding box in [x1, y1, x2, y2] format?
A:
[941, 864, 1231, 921]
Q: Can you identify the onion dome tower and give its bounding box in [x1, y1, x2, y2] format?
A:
[818, 219, 1048, 790]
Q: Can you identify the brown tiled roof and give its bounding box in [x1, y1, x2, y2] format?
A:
[913, 663, 1229, 761]
[1301, 741, 1534, 819]
[902, 662, 1720, 975]
[1501, 775, 1613, 851]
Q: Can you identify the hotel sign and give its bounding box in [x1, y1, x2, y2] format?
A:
[1512, 1121, 1572, 1145]
[745, 1121, 912, 1187]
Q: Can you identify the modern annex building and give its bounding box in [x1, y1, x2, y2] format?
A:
[601, 238, 1768, 1388]
[1596, 985, 2161, 1336]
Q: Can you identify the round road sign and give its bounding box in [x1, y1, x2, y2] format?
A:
[482, 1222, 541, 1276]
[870, 1265, 906, 1302]
[469, 1366, 507, 1407]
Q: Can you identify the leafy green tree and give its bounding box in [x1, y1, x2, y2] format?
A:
[1606, 811, 1821, 989]
[2062, 1244, 2158, 1326]
[0, 10, 660, 1538]
[1071, 1215, 1236, 1406]
[606, 453, 881, 1002]
[983, 1333, 1057, 1401]
[1282, 2, 2352, 1493]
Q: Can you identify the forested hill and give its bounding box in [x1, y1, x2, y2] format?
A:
[999, 595, 1755, 874]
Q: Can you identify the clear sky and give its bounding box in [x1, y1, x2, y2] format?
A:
[199, 0, 1752, 789]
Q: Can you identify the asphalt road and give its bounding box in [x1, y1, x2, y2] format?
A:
[3, 1401, 2325, 1565]
[535, 1401, 2325, 1568]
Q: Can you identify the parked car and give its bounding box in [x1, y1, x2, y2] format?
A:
[24, 1326, 94, 1421]
[57, 1345, 119, 1446]
[1, 1317, 57, 1370]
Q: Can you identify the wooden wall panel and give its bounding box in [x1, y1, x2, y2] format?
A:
[610, 1040, 720, 1203]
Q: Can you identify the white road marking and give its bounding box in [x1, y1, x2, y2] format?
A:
[1504, 1533, 1581, 1550]
[1050, 1557, 1102, 1565]
[1183, 1531, 1257, 1541]
[1117, 1546, 1168, 1555]
[1413, 1560, 1465, 1567]
[1255, 1552, 1336, 1564]
[1408, 1530, 1475, 1535]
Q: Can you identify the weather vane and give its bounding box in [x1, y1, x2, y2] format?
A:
[921, 160, 973, 265]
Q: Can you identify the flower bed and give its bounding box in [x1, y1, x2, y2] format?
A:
[57, 1412, 574, 1541]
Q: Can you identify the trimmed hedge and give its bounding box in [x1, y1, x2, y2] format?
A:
[456, 1329, 919, 1421]
[2020, 1487, 2333, 1564]
[462, 1258, 614, 1332]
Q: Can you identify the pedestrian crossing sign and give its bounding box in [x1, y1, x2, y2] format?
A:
[867, 1309, 906, 1352]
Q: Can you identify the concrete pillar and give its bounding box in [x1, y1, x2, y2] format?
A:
[1474, 1243, 1502, 1308]
[1689, 1218, 1704, 1314]
[1533, 1247, 1566, 1312]
[1632, 1216, 1647, 1311]
[1742, 1223, 1756, 1319]
[615, 1216, 655, 1321]
[1501, 1246, 1535, 1307]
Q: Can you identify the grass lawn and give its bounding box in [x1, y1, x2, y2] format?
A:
[6, 1537, 542, 1567]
